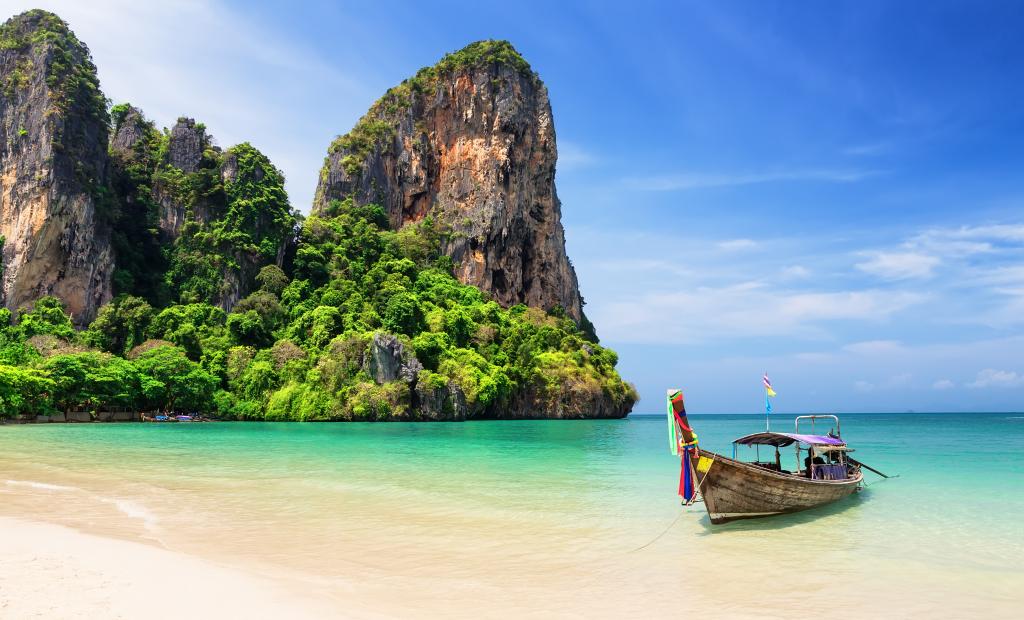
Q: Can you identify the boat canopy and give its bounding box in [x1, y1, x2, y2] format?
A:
[733, 432, 846, 448]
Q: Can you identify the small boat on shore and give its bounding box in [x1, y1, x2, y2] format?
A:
[667, 389, 864, 524]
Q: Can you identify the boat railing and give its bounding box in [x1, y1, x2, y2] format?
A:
[795, 414, 840, 437]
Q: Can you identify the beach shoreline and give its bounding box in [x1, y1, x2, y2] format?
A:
[0, 516, 354, 619]
[2, 416, 1022, 619]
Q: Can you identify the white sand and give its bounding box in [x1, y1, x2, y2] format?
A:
[0, 517, 352, 619]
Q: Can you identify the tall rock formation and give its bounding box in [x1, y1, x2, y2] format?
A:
[108, 104, 296, 311]
[0, 10, 113, 324]
[314, 40, 584, 324]
[107, 103, 167, 303]
[153, 117, 210, 238]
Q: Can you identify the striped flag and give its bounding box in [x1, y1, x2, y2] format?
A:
[763, 374, 777, 397]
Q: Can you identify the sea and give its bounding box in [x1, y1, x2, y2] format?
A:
[1, 412, 1022, 617]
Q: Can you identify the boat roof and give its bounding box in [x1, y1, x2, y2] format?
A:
[733, 432, 846, 447]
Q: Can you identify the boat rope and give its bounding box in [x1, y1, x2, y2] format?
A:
[629, 456, 717, 553]
[861, 473, 900, 488]
[688, 454, 716, 504]
[628, 510, 685, 553]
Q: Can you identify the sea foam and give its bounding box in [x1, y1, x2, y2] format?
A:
[5, 479, 78, 492]
[96, 497, 160, 533]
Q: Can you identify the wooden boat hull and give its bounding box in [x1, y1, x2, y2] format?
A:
[696, 449, 863, 524]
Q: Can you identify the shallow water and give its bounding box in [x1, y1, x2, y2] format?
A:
[2, 413, 1022, 617]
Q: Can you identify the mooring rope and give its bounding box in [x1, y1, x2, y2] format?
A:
[628, 509, 686, 553]
[861, 473, 900, 488]
[629, 456, 716, 553]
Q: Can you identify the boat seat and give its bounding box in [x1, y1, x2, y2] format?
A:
[812, 464, 847, 480]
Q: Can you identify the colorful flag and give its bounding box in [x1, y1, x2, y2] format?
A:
[763, 374, 777, 397]
[666, 389, 699, 503]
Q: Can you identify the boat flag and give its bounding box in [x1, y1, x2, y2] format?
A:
[667, 389, 699, 503]
[763, 373, 776, 429]
[763, 373, 777, 398]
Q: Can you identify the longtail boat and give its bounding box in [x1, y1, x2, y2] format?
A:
[666, 389, 863, 524]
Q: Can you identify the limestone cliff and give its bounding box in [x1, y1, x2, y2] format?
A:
[314, 41, 585, 324]
[108, 104, 296, 312]
[0, 10, 113, 324]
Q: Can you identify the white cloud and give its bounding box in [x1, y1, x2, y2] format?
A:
[13, 0, 375, 212]
[588, 258, 695, 278]
[780, 265, 811, 279]
[973, 265, 1024, 288]
[967, 369, 1023, 389]
[717, 238, 758, 251]
[624, 168, 878, 191]
[590, 284, 924, 344]
[932, 379, 955, 390]
[907, 224, 1024, 259]
[843, 340, 904, 355]
[855, 251, 940, 280]
[928, 224, 1024, 244]
[845, 221, 1024, 327]
[557, 141, 597, 170]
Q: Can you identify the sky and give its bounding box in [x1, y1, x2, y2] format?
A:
[4, 0, 1024, 413]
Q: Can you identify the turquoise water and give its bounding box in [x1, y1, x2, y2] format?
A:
[2, 413, 1022, 616]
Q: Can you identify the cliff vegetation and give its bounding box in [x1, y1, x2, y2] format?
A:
[0, 12, 636, 421]
[0, 197, 635, 420]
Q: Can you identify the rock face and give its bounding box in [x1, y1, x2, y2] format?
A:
[109, 105, 149, 155]
[363, 333, 424, 384]
[106, 103, 295, 312]
[0, 10, 113, 324]
[414, 380, 468, 421]
[167, 118, 204, 174]
[314, 40, 584, 322]
[153, 117, 210, 238]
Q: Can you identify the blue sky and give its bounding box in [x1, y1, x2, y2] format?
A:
[8, 0, 1024, 412]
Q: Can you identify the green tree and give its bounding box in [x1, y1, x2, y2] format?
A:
[131, 344, 216, 412]
[256, 265, 289, 296]
[17, 296, 75, 340]
[0, 364, 55, 418]
[82, 295, 154, 355]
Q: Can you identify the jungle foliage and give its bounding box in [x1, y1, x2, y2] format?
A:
[0, 197, 634, 420]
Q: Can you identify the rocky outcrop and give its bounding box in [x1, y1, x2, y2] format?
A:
[153, 117, 210, 238]
[502, 385, 634, 420]
[107, 104, 294, 311]
[314, 40, 584, 323]
[0, 10, 114, 324]
[363, 333, 424, 383]
[167, 118, 205, 173]
[109, 105, 149, 156]
[414, 380, 468, 421]
[214, 143, 294, 311]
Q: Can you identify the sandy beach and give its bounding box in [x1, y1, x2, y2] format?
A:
[0, 517, 350, 620]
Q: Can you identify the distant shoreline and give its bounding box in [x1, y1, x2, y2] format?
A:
[4, 410, 1020, 428]
[633, 410, 1024, 416]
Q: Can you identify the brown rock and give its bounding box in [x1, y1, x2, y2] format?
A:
[314, 41, 584, 322]
[0, 10, 114, 325]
